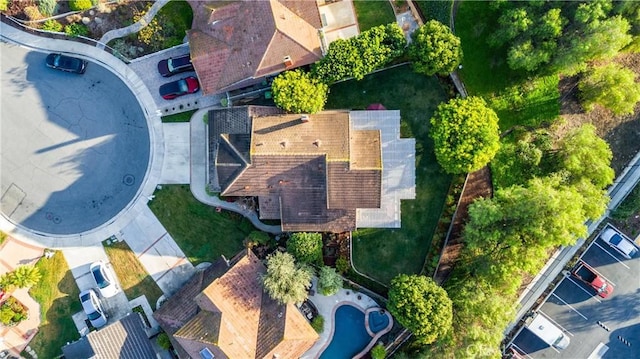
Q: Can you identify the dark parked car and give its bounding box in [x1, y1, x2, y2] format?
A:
[157, 54, 194, 77]
[45, 53, 87, 74]
[159, 76, 200, 100]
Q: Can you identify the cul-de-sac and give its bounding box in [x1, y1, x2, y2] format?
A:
[1, 1, 639, 358]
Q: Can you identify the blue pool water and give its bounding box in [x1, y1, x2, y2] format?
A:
[320, 304, 372, 359]
[368, 310, 390, 333]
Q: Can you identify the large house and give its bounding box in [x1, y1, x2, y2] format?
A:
[207, 106, 416, 233]
[186, 0, 324, 95]
[153, 250, 318, 359]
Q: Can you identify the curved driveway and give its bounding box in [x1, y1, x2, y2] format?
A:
[1, 44, 150, 235]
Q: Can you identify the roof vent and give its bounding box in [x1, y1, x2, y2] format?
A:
[300, 114, 310, 122]
[280, 140, 287, 148]
[313, 139, 321, 147]
[283, 55, 293, 68]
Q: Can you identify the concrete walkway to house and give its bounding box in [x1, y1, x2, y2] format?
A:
[0, 236, 44, 357]
[188, 108, 283, 234]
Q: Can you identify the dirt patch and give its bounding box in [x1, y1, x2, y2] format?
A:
[558, 53, 640, 175]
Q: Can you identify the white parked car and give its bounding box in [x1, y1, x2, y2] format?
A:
[89, 261, 120, 298]
[600, 227, 639, 259]
[79, 289, 107, 328]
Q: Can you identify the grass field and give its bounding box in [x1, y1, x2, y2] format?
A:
[28, 251, 81, 359]
[353, 0, 396, 31]
[415, 0, 453, 25]
[161, 109, 197, 123]
[103, 240, 164, 307]
[149, 185, 255, 265]
[326, 64, 451, 284]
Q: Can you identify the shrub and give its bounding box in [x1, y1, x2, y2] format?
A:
[371, 343, 387, 359]
[69, 0, 92, 11]
[317, 266, 343, 296]
[24, 6, 43, 21]
[246, 231, 271, 247]
[156, 332, 171, 350]
[311, 315, 324, 333]
[335, 256, 349, 274]
[0, 297, 28, 326]
[0, 0, 9, 12]
[41, 19, 63, 32]
[272, 70, 328, 114]
[65, 23, 90, 37]
[38, 0, 58, 16]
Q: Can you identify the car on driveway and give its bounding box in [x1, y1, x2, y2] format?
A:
[90, 261, 120, 298]
[79, 288, 107, 328]
[600, 226, 638, 259]
[157, 54, 194, 77]
[45, 53, 87, 74]
[159, 76, 199, 100]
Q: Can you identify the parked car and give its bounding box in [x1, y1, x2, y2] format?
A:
[157, 54, 194, 77]
[526, 313, 570, 350]
[159, 76, 199, 100]
[45, 53, 87, 74]
[571, 261, 613, 298]
[600, 226, 639, 259]
[89, 261, 120, 298]
[79, 288, 107, 328]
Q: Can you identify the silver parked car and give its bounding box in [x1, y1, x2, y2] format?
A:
[600, 227, 639, 259]
[79, 288, 107, 328]
[89, 261, 120, 298]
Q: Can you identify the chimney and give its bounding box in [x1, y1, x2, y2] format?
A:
[283, 55, 293, 68]
[301, 114, 310, 123]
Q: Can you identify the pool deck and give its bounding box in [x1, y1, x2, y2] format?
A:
[301, 279, 392, 359]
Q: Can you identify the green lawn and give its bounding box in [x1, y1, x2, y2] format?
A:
[161, 109, 198, 123]
[103, 240, 164, 307]
[353, 0, 396, 31]
[415, 0, 453, 25]
[149, 185, 255, 265]
[28, 251, 81, 359]
[326, 64, 451, 285]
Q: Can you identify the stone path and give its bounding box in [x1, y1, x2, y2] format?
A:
[98, 0, 171, 47]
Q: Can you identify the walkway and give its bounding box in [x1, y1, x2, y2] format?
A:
[98, 0, 170, 46]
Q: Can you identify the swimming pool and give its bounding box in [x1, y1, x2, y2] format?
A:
[319, 304, 371, 359]
[368, 309, 390, 334]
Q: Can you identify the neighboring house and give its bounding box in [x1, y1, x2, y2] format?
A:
[153, 250, 318, 359]
[186, 0, 323, 95]
[61, 314, 155, 359]
[206, 106, 416, 233]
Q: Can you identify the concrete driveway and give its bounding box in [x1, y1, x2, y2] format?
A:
[0, 43, 150, 235]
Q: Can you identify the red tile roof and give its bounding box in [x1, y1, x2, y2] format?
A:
[187, 0, 322, 95]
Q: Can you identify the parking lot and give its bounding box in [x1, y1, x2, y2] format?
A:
[509, 224, 640, 359]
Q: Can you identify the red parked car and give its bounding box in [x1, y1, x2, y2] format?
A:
[159, 76, 199, 100]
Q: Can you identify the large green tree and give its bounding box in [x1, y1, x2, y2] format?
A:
[387, 274, 453, 344]
[409, 20, 463, 76]
[286, 232, 323, 266]
[430, 97, 500, 174]
[261, 251, 312, 305]
[271, 69, 328, 114]
[578, 63, 640, 116]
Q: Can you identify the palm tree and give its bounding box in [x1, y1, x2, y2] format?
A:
[10, 265, 41, 289]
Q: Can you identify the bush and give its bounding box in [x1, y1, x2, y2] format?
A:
[0, 297, 28, 326]
[371, 343, 387, 359]
[38, 0, 58, 16]
[246, 231, 271, 247]
[24, 6, 43, 21]
[69, 0, 92, 11]
[317, 266, 343, 296]
[0, 0, 9, 12]
[335, 256, 349, 274]
[156, 332, 172, 350]
[65, 23, 90, 37]
[311, 315, 324, 333]
[41, 19, 63, 32]
[272, 70, 328, 114]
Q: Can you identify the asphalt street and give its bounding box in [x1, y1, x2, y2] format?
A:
[510, 225, 640, 359]
[0, 43, 150, 235]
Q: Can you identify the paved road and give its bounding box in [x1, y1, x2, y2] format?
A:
[0, 43, 149, 235]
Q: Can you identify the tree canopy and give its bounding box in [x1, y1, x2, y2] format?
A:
[387, 274, 453, 344]
[578, 63, 640, 116]
[261, 251, 312, 305]
[430, 97, 501, 174]
[409, 20, 463, 76]
[271, 69, 328, 114]
[286, 232, 323, 266]
[317, 266, 342, 296]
